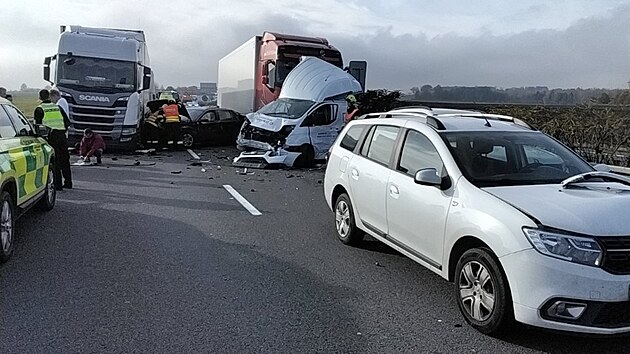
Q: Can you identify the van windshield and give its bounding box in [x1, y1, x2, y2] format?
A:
[257, 98, 315, 119]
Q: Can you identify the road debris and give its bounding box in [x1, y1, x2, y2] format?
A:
[217, 166, 222, 170]
[201, 168, 207, 173]
[237, 168, 255, 175]
[171, 170, 182, 174]
[375, 262, 384, 267]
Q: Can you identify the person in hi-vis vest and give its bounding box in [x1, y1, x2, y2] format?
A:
[34, 89, 72, 190]
[159, 99, 181, 149]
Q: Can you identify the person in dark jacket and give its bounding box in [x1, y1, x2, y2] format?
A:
[80, 128, 106, 164]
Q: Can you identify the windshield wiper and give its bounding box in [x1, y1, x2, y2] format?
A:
[561, 171, 630, 189]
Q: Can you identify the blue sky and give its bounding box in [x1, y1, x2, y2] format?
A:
[1, 0, 629, 90]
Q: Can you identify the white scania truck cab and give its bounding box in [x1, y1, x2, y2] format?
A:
[44, 25, 155, 150]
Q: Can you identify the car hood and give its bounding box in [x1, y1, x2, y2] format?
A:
[245, 112, 293, 133]
[483, 183, 630, 236]
[279, 56, 362, 102]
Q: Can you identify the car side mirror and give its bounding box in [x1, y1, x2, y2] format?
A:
[414, 168, 442, 187]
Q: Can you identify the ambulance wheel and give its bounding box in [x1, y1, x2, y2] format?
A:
[294, 144, 315, 168]
[0, 191, 15, 263]
[37, 162, 56, 211]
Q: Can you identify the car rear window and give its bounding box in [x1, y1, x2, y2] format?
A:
[339, 126, 365, 152]
[364, 126, 400, 165]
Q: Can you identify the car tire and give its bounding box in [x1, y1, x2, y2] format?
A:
[37, 162, 56, 212]
[182, 131, 195, 148]
[455, 247, 514, 335]
[0, 191, 15, 263]
[334, 193, 364, 245]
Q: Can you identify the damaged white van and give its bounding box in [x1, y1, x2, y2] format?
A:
[233, 57, 362, 168]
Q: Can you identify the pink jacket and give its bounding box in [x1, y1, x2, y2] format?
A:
[80, 133, 106, 157]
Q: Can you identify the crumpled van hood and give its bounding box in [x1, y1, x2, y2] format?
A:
[484, 183, 630, 236]
[279, 57, 362, 102]
[245, 112, 293, 132]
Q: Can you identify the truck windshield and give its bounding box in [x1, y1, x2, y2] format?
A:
[258, 98, 315, 119]
[276, 60, 299, 87]
[57, 55, 136, 93]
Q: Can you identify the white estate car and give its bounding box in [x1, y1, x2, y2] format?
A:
[324, 106, 630, 335]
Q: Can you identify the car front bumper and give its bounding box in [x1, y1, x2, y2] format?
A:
[502, 249, 630, 334]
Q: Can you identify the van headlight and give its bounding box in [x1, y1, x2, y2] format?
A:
[523, 228, 602, 266]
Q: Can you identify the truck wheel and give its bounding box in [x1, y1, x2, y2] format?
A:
[182, 132, 195, 148]
[37, 162, 56, 211]
[294, 144, 315, 168]
[0, 191, 15, 263]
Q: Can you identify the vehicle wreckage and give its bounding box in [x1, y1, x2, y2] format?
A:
[232, 57, 363, 168]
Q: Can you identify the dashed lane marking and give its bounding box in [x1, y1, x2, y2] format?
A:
[223, 184, 262, 216]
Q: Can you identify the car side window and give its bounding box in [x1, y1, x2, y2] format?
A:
[0, 105, 18, 138]
[339, 126, 365, 152]
[3, 105, 34, 136]
[217, 110, 232, 121]
[365, 126, 400, 165]
[200, 111, 218, 122]
[397, 130, 444, 177]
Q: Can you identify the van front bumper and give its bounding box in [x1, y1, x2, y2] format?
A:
[502, 249, 630, 334]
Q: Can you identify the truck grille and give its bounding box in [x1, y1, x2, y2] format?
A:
[599, 237, 630, 274]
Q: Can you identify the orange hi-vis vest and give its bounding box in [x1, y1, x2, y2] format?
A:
[344, 108, 359, 123]
[163, 104, 180, 123]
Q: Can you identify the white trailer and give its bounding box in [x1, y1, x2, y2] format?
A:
[44, 25, 155, 150]
[217, 37, 259, 115]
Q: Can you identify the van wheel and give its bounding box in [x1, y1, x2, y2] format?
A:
[334, 193, 363, 245]
[294, 144, 315, 168]
[0, 191, 15, 263]
[455, 248, 514, 335]
[37, 163, 56, 211]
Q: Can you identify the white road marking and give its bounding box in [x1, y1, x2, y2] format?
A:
[223, 185, 262, 216]
[187, 149, 200, 160]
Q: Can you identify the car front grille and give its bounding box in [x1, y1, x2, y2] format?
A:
[599, 237, 630, 275]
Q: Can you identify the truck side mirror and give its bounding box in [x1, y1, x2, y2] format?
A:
[43, 56, 52, 83]
[141, 66, 152, 91]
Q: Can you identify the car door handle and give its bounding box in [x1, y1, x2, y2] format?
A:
[351, 169, 359, 180]
[389, 184, 400, 198]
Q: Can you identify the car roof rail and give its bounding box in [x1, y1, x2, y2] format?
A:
[390, 105, 433, 111]
[451, 113, 532, 129]
[357, 111, 445, 130]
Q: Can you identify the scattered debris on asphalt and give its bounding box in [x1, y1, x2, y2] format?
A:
[375, 262, 384, 267]
[111, 157, 118, 161]
[217, 166, 222, 170]
[201, 168, 207, 173]
[171, 170, 182, 174]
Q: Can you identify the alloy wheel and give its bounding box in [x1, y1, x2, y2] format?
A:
[182, 133, 194, 148]
[335, 200, 350, 238]
[458, 261, 496, 322]
[0, 200, 13, 253]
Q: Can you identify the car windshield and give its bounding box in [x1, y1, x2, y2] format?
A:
[57, 55, 136, 93]
[257, 98, 315, 119]
[441, 131, 594, 187]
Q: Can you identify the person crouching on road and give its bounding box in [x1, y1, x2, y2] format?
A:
[80, 128, 105, 164]
[34, 89, 72, 190]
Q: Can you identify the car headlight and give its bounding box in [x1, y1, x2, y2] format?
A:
[121, 127, 137, 135]
[523, 228, 602, 266]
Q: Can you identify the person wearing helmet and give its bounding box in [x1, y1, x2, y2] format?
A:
[344, 94, 360, 123]
[159, 99, 181, 149]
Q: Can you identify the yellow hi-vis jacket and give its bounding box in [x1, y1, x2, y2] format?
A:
[39, 103, 65, 130]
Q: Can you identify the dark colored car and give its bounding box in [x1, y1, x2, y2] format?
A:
[181, 107, 244, 147]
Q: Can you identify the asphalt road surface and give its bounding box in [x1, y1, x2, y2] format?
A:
[1, 147, 629, 353]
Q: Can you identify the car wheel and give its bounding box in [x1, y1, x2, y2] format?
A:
[37, 162, 56, 211]
[182, 131, 194, 148]
[455, 247, 514, 335]
[334, 193, 364, 245]
[0, 191, 15, 263]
